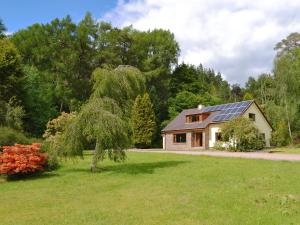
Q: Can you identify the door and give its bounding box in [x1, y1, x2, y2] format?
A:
[192, 132, 203, 147]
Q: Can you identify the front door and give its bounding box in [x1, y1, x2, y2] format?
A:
[192, 132, 203, 147]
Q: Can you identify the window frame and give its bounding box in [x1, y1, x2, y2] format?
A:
[173, 133, 187, 144]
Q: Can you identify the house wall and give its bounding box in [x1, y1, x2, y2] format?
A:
[164, 131, 206, 150]
[164, 132, 192, 150]
[208, 124, 222, 148]
[242, 103, 272, 147]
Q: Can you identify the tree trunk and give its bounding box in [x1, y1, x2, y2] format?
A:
[284, 97, 293, 143]
[91, 142, 98, 172]
[60, 102, 63, 112]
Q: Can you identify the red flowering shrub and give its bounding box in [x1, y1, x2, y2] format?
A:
[0, 143, 47, 176]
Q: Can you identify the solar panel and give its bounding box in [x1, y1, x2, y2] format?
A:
[225, 114, 232, 120]
[227, 114, 235, 120]
[231, 108, 238, 113]
[214, 105, 222, 111]
[219, 114, 227, 121]
[203, 100, 253, 122]
[241, 101, 250, 107]
[224, 103, 233, 109]
[213, 115, 221, 121]
[219, 105, 226, 110]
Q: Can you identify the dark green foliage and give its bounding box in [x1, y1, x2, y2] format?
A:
[132, 93, 156, 148]
[231, 84, 243, 102]
[0, 127, 30, 146]
[22, 66, 60, 135]
[10, 14, 179, 141]
[170, 63, 231, 102]
[0, 19, 6, 38]
[167, 91, 221, 119]
[221, 117, 265, 151]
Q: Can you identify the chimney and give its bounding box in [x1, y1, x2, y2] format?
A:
[198, 104, 204, 110]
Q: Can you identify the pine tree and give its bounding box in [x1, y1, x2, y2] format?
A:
[132, 93, 156, 148]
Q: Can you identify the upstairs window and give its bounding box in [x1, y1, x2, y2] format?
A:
[173, 133, 186, 143]
[186, 115, 200, 123]
[249, 113, 256, 121]
[186, 113, 210, 123]
[191, 115, 200, 122]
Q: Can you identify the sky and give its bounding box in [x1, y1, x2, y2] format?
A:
[1, 0, 300, 84]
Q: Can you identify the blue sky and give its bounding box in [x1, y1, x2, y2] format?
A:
[0, 0, 118, 32]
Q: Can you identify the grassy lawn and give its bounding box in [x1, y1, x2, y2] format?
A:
[266, 147, 300, 154]
[1, 152, 300, 225]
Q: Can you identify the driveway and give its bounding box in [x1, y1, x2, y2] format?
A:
[129, 149, 300, 161]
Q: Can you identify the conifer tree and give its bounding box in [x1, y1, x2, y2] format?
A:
[132, 93, 156, 148]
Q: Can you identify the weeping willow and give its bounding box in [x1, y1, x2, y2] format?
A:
[46, 66, 145, 171]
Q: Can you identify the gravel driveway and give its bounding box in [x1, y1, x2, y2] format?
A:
[130, 149, 300, 161]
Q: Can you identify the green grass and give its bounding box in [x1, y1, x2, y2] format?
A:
[1, 152, 300, 225]
[266, 147, 300, 154]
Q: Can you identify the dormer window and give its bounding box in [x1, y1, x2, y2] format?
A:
[186, 114, 200, 123]
[186, 113, 210, 123]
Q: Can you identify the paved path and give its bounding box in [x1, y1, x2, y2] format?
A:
[129, 149, 300, 161]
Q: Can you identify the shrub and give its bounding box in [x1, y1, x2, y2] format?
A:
[221, 117, 266, 152]
[0, 127, 30, 147]
[0, 143, 46, 177]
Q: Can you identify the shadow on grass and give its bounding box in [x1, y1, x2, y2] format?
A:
[102, 160, 189, 174]
[3, 172, 59, 182]
[66, 160, 189, 175]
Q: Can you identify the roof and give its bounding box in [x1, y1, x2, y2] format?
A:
[162, 100, 254, 132]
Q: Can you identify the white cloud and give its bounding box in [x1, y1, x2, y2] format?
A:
[103, 0, 300, 84]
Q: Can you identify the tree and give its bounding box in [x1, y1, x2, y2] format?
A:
[44, 66, 145, 171]
[231, 84, 243, 102]
[4, 97, 25, 131]
[11, 14, 180, 138]
[131, 93, 156, 148]
[22, 66, 57, 135]
[243, 92, 253, 100]
[0, 19, 6, 38]
[221, 117, 265, 151]
[0, 38, 23, 102]
[274, 47, 300, 143]
[275, 32, 300, 57]
[167, 91, 221, 119]
[91, 66, 146, 115]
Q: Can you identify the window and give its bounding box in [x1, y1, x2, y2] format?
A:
[186, 115, 200, 123]
[191, 115, 199, 122]
[249, 113, 256, 121]
[173, 133, 186, 143]
[215, 132, 222, 141]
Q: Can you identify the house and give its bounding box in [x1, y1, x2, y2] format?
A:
[162, 100, 272, 150]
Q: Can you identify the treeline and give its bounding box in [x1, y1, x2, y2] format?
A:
[0, 13, 299, 147]
[244, 33, 300, 146]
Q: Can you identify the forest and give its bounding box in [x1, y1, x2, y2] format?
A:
[1, 12, 300, 149]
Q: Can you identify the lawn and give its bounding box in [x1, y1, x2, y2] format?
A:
[1, 152, 300, 225]
[266, 147, 300, 154]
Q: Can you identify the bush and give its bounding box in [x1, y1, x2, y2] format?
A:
[221, 117, 266, 152]
[0, 127, 30, 147]
[0, 143, 46, 177]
